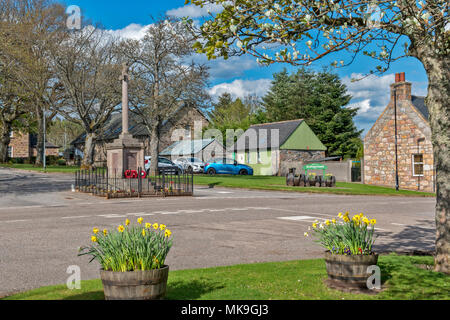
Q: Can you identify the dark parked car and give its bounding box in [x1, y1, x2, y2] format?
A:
[144, 156, 183, 175]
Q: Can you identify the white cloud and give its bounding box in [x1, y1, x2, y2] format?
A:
[105, 23, 151, 40]
[209, 79, 272, 100]
[166, 4, 223, 18]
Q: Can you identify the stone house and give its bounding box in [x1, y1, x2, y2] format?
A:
[8, 132, 60, 159]
[72, 104, 209, 166]
[364, 72, 435, 192]
[234, 119, 327, 176]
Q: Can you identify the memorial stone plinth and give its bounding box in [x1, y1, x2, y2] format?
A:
[106, 63, 145, 177]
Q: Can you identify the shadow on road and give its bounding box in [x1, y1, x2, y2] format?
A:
[0, 171, 72, 195]
[375, 219, 436, 254]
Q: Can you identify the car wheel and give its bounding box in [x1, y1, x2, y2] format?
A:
[239, 169, 248, 176]
[207, 168, 216, 176]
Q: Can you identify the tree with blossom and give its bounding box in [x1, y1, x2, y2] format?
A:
[186, 0, 449, 273]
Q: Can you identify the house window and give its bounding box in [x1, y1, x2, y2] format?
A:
[10, 131, 13, 138]
[185, 125, 191, 139]
[7, 146, 13, 158]
[412, 154, 424, 177]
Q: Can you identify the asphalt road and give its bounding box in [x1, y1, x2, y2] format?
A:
[0, 167, 436, 297]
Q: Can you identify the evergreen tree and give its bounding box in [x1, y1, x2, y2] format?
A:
[263, 68, 362, 158]
[207, 93, 262, 144]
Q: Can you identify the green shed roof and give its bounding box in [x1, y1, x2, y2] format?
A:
[280, 121, 326, 151]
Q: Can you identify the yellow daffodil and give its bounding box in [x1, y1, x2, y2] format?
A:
[312, 223, 318, 229]
[343, 216, 350, 223]
[165, 229, 172, 238]
[118, 225, 125, 233]
[153, 223, 159, 230]
[91, 236, 97, 243]
[370, 219, 377, 225]
[103, 229, 108, 236]
[142, 229, 146, 236]
[332, 219, 337, 224]
[125, 219, 130, 226]
[93, 228, 99, 234]
[338, 212, 343, 218]
[363, 218, 370, 225]
[137, 217, 144, 225]
[160, 224, 166, 231]
[325, 220, 330, 226]
[145, 222, 152, 229]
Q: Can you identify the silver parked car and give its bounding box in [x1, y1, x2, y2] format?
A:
[173, 157, 205, 173]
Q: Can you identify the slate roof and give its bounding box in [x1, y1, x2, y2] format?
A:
[160, 139, 215, 156]
[71, 104, 206, 145]
[234, 119, 304, 151]
[411, 96, 429, 121]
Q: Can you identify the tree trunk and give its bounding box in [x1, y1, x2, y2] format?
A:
[35, 110, 44, 166]
[0, 123, 12, 163]
[422, 56, 450, 274]
[149, 122, 160, 176]
[83, 132, 96, 168]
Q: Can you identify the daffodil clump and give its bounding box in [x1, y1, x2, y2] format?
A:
[79, 218, 173, 272]
[305, 212, 377, 256]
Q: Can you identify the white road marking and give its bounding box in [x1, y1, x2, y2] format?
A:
[97, 214, 128, 219]
[0, 205, 43, 211]
[274, 208, 335, 217]
[61, 216, 90, 220]
[4, 219, 29, 223]
[278, 216, 320, 222]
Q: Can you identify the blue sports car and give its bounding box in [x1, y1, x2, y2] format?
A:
[204, 158, 254, 176]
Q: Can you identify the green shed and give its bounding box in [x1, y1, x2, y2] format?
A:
[234, 120, 326, 176]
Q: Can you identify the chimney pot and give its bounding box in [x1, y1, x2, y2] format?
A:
[395, 73, 400, 83]
[400, 72, 405, 82]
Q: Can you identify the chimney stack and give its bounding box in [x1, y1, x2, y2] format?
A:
[391, 72, 411, 101]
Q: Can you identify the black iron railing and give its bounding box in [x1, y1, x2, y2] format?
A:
[74, 167, 194, 198]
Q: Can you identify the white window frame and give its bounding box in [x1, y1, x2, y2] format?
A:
[7, 146, 13, 158]
[412, 154, 424, 177]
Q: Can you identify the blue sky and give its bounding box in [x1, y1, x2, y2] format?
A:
[61, 0, 429, 135]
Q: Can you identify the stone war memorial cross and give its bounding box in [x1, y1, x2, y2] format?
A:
[106, 62, 144, 177]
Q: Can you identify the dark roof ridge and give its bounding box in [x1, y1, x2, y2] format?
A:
[250, 119, 304, 127]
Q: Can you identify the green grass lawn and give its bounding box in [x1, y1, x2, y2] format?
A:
[193, 175, 435, 197]
[3, 255, 448, 300]
[0, 165, 434, 196]
[0, 163, 80, 173]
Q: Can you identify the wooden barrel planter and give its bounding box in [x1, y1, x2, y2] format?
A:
[325, 252, 378, 289]
[100, 266, 169, 300]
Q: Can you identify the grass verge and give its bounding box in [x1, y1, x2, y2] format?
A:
[193, 175, 435, 197]
[0, 165, 435, 197]
[3, 255, 448, 300]
[0, 163, 80, 173]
